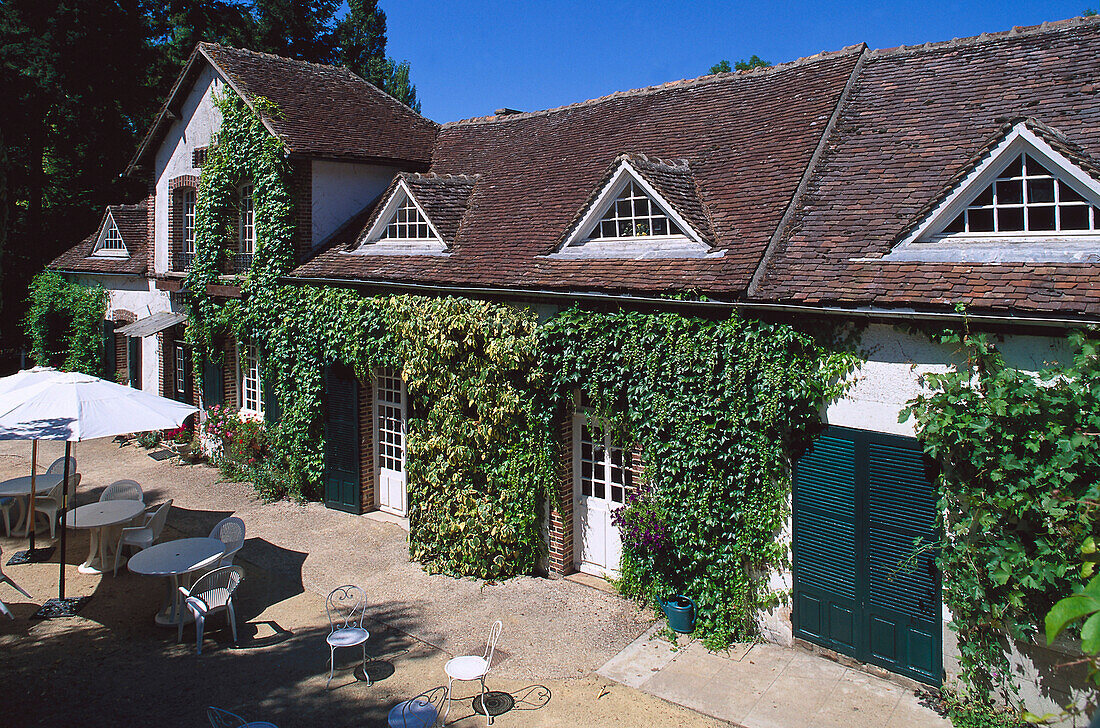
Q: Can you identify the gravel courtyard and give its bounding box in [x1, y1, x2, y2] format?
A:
[0, 438, 725, 727]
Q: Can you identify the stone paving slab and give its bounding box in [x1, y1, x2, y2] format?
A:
[600, 630, 952, 728]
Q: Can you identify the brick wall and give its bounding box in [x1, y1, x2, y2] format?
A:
[145, 184, 155, 275]
[167, 175, 199, 271]
[547, 408, 575, 576]
[290, 158, 312, 264]
[110, 310, 137, 385]
[223, 338, 239, 408]
[357, 374, 376, 513]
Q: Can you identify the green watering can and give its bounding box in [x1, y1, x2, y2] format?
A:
[660, 594, 696, 634]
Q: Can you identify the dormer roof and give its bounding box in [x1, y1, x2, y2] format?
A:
[49, 203, 150, 276]
[126, 43, 439, 175]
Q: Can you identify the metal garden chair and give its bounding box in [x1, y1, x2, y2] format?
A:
[0, 548, 32, 619]
[325, 584, 371, 688]
[444, 620, 503, 726]
[387, 685, 448, 728]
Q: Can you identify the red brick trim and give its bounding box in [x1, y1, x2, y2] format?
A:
[168, 175, 199, 272]
[290, 158, 312, 264]
[145, 186, 155, 275]
[109, 310, 137, 385]
[547, 407, 575, 576]
[358, 374, 377, 512]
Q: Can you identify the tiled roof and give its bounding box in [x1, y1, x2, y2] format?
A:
[49, 203, 150, 276]
[292, 46, 864, 292]
[754, 17, 1100, 315]
[353, 173, 479, 248]
[129, 43, 438, 173]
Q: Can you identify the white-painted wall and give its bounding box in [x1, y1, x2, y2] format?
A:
[153, 64, 224, 274]
[310, 160, 396, 247]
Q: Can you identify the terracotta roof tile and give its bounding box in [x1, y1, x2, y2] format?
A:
[49, 203, 150, 276]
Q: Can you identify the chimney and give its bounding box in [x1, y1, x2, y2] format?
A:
[494, 108, 523, 116]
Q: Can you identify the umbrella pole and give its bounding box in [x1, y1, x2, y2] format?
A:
[28, 440, 37, 551]
[59, 441, 70, 600]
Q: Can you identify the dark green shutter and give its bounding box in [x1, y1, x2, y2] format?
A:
[793, 426, 941, 685]
[202, 356, 224, 406]
[263, 379, 281, 425]
[101, 321, 116, 379]
[127, 337, 141, 389]
[323, 365, 361, 513]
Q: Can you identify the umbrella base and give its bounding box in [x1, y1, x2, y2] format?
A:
[33, 596, 91, 619]
[6, 546, 55, 566]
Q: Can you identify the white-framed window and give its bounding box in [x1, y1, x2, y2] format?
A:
[174, 343, 186, 397]
[238, 338, 262, 416]
[238, 184, 255, 255]
[182, 189, 196, 255]
[381, 196, 433, 240]
[93, 212, 128, 257]
[103, 224, 124, 250]
[588, 180, 686, 241]
[577, 416, 631, 505]
[941, 153, 1100, 235]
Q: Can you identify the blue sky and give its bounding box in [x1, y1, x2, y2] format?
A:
[373, 1, 1093, 123]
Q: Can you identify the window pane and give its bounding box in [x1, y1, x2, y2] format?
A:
[1060, 183, 1086, 204]
[1028, 178, 1055, 204]
[1027, 206, 1054, 231]
[997, 207, 1024, 231]
[973, 186, 994, 206]
[1060, 205, 1089, 230]
[996, 179, 1023, 205]
[1002, 156, 1023, 178]
[588, 177, 686, 240]
[942, 213, 965, 233]
[1024, 155, 1051, 177]
[968, 208, 994, 232]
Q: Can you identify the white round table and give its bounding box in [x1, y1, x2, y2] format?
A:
[68, 500, 146, 574]
[128, 537, 226, 626]
[0, 474, 64, 534]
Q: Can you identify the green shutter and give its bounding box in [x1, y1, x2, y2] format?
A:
[323, 365, 361, 513]
[127, 337, 141, 389]
[202, 356, 224, 406]
[793, 426, 941, 685]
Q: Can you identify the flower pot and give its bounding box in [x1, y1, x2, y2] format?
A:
[661, 594, 696, 634]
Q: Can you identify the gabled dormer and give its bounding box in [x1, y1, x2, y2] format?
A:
[351, 173, 478, 256]
[92, 211, 129, 258]
[551, 154, 719, 259]
[888, 120, 1100, 262]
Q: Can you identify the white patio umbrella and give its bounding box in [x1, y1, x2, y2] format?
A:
[0, 368, 198, 617]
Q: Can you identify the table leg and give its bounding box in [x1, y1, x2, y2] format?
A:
[78, 528, 101, 574]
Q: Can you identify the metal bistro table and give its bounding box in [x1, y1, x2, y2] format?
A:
[128, 537, 226, 626]
[68, 500, 146, 574]
[0, 473, 64, 534]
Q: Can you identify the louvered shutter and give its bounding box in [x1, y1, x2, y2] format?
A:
[323, 365, 361, 513]
[101, 321, 116, 379]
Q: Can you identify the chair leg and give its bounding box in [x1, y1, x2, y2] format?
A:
[2, 508, 10, 537]
[0, 598, 11, 619]
[2, 575, 32, 600]
[481, 676, 491, 727]
[177, 609, 184, 644]
[48, 510, 56, 539]
[228, 601, 238, 644]
[444, 677, 454, 726]
[195, 613, 205, 656]
[327, 646, 335, 688]
[361, 642, 371, 686]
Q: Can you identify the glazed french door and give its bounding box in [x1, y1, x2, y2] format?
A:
[375, 369, 407, 516]
[573, 413, 630, 577]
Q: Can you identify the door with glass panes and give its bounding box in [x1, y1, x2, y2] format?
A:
[573, 410, 631, 576]
[375, 369, 407, 516]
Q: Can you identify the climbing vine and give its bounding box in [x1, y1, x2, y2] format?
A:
[24, 270, 107, 374]
[902, 329, 1100, 703]
[541, 308, 856, 647]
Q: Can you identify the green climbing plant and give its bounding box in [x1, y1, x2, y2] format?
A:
[23, 270, 107, 374]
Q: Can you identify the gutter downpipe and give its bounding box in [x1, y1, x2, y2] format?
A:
[281, 275, 1100, 330]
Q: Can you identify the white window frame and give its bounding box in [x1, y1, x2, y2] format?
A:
[551, 160, 715, 259]
[182, 189, 197, 256]
[92, 212, 129, 257]
[355, 180, 448, 256]
[237, 338, 263, 417]
[238, 183, 255, 255]
[887, 122, 1100, 262]
[174, 343, 186, 397]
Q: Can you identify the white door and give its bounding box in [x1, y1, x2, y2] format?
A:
[574, 414, 630, 577]
[375, 369, 407, 516]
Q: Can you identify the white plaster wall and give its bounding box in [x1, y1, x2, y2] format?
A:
[310, 160, 397, 247]
[153, 64, 224, 274]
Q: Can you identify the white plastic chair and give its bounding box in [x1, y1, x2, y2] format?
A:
[209, 516, 245, 567]
[26, 474, 80, 538]
[388, 685, 448, 728]
[113, 499, 172, 575]
[0, 548, 32, 619]
[444, 620, 503, 726]
[206, 706, 277, 728]
[325, 585, 371, 688]
[99, 479, 144, 502]
[180, 565, 244, 654]
[1, 495, 20, 537]
[45, 456, 77, 475]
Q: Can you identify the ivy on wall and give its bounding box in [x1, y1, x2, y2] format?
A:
[24, 270, 107, 374]
[902, 329, 1100, 702]
[541, 307, 856, 647]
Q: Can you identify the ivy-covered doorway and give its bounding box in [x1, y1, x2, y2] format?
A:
[374, 368, 407, 517]
[792, 425, 942, 686]
[573, 405, 631, 577]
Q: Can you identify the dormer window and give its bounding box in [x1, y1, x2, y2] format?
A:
[588, 181, 686, 240]
[890, 121, 1100, 263]
[354, 177, 448, 256]
[551, 154, 718, 259]
[940, 154, 1099, 234]
[92, 212, 128, 257]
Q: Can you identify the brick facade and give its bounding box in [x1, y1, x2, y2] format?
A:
[547, 408, 575, 576]
[145, 185, 155, 275]
[167, 175, 200, 272]
[357, 374, 376, 512]
[290, 158, 312, 264]
[223, 338, 239, 409]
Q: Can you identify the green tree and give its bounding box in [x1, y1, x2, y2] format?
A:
[252, 0, 340, 62]
[335, 0, 421, 111]
[710, 55, 771, 74]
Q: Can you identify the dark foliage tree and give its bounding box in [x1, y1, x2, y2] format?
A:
[335, 0, 420, 111]
[710, 55, 771, 74]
